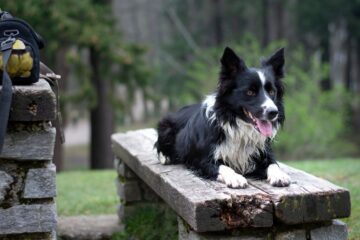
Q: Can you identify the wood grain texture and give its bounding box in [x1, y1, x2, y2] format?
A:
[0, 79, 56, 121]
[248, 163, 350, 224]
[112, 128, 351, 231]
[112, 129, 273, 232]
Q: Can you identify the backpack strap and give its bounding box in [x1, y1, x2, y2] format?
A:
[0, 10, 13, 20]
[40, 62, 65, 144]
[0, 37, 15, 153]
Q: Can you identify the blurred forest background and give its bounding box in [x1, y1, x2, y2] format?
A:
[1, 0, 360, 171]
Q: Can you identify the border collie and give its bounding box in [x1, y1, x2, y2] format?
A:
[155, 47, 290, 188]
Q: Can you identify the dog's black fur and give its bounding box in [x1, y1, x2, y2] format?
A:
[155, 47, 288, 188]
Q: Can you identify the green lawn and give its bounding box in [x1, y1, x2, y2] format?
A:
[57, 170, 118, 216]
[57, 159, 360, 239]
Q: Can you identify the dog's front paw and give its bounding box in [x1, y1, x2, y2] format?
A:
[267, 164, 290, 187]
[158, 153, 170, 165]
[217, 165, 248, 188]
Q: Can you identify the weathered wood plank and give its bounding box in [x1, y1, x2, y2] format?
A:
[0, 79, 56, 121]
[248, 163, 350, 224]
[112, 129, 273, 232]
[112, 128, 351, 231]
[0, 127, 56, 161]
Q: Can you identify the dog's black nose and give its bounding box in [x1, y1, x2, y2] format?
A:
[267, 110, 278, 120]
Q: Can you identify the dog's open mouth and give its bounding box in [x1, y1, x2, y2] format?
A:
[244, 109, 273, 137]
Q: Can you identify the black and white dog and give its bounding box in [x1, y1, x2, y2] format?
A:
[155, 47, 290, 188]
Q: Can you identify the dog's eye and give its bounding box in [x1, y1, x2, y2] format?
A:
[269, 90, 275, 96]
[247, 90, 255, 96]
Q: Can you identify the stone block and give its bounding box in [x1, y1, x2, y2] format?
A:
[0, 79, 56, 122]
[114, 158, 121, 170]
[139, 180, 161, 202]
[0, 204, 57, 234]
[0, 171, 13, 204]
[117, 180, 141, 202]
[117, 162, 136, 179]
[0, 127, 56, 161]
[311, 220, 347, 240]
[23, 164, 56, 199]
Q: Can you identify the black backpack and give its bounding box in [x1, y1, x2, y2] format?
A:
[0, 10, 44, 153]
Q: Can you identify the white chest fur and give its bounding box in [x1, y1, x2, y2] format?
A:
[202, 94, 272, 174]
[213, 119, 267, 174]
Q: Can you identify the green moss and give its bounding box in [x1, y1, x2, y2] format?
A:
[292, 198, 300, 209]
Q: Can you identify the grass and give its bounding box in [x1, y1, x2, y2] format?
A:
[56, 170, 118, 216]
[57, 159, 360, 239]
[111, 206, 178, 240]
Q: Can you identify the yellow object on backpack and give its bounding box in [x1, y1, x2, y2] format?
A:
[0, 39, 34, 78]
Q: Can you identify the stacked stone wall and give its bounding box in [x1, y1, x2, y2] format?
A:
[0, 80, 57, 240]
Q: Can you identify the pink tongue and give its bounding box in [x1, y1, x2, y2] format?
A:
[255, 119, 273, 137]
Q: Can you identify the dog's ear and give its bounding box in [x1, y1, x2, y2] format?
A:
[263, 48, 285, 78]
[220, 47, 246, 77]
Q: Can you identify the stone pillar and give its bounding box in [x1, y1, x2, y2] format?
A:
[114, 157, 163, 223]
[0, 80, 57, 239]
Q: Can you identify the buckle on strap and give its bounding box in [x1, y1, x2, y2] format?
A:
[1, 37, 15, 52]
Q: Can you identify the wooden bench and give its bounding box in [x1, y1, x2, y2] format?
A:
[112, 129, 350, 240]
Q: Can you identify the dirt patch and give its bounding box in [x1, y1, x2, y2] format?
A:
[57, 215, 123, 240]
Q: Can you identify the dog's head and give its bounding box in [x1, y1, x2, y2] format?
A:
[216, 47, 285, 137]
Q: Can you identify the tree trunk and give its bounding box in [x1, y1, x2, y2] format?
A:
[282, 0, 297, 45]
[329, 18, 348, 87]
[261, 0, 286, 47]
[348, 38, 360, 93]
[349, 39, 360, 147]
[267, 0, 284, 42]
[212, 0, 224, 46]
[53, 46, 70, 172]
[89, 46, 114, 169]
[261, 0, 269, 47]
